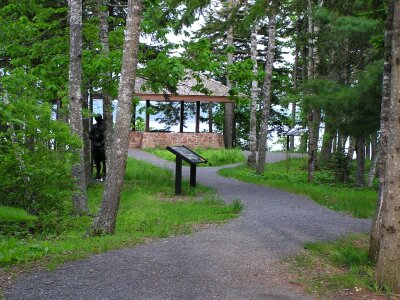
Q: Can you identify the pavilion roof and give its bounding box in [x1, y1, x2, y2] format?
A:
[285, 127, 308, 136]
[134, 74, 233, 103]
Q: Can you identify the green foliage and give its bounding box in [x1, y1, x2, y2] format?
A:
[302, 79, 342, 112]
[294, 2, 385, 151]
[226, 59, 256, 86]
[0, 1, 70, 103]
[329, 151, 351, 182]
[181, 38, 223, 74]
[219, 158, 377, 218]
[144, 147, 245, 167]
[139, 51, 186, 93]
[0, 158, 242, 267]
[0, 97, 80, 233]
[337, 60, 383, 137]
[230, 199, 244, 214]
[0, 1, 85, 234]
[301, 59, 382, 140]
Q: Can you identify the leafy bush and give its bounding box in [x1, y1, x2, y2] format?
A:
[0, 97, 80, 233]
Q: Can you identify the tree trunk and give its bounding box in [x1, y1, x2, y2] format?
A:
[92, 0, 142, 234]
[371, 131, 378, 163]
[342, 135, 348, 151]
[68, 0, 88, 213]
[256, 12, 277, 174]
[306, 0, 319, 182]
[320, 122, 333, 163]
[347, 136, 356, 159]
[375, 2, 400, 292]
[223, 0, 235, 148]
[355, 136, 366, 187]
[369, 0, 395, 264]
[98, 0, 113, 177]
[365, 138, 371, 160]
[367, 149, 379, 188]
[307, 110, 319, 182]
[247, 23, 259, 169]
[332, 130, 337, 153]
[367, 132, 379, 187]
[290, 32, 300, 151]
[299, 132, 308, 153]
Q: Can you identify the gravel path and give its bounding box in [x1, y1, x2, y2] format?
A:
[5, 150, 371, 300]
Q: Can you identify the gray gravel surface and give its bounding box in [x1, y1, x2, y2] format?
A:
[5, 150, 371, 300]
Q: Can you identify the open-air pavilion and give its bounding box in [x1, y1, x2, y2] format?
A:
[129, 75, 234, 149]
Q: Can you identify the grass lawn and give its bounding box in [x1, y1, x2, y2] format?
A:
[0, 158, 242, 274]
[144, 147, 245, 167]
[286, 234, 390, 298]
[219, 157, 377, 219]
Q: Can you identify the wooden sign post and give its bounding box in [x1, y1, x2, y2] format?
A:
[166, 145, 207, 195]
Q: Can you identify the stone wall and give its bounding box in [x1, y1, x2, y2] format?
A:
[129, 131, 224, 149]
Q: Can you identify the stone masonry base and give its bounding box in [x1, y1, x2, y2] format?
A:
[129, 131, 224, 149]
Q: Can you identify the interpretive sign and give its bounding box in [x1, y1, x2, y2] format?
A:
[167, 146, 207, 164]
[166, 145, 208, 195]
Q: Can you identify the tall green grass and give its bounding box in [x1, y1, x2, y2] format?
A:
[144, 148, 245, 166]
[219, 158, 377, 218]
[287, 234, 392, 298]
[0, 158, 241, 270]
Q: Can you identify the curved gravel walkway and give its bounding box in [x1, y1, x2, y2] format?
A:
[5, 150, 371, 300]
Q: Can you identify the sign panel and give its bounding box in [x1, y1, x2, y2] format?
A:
[166, 145, 207, 165]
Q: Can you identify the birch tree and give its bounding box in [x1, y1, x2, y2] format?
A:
[92, 0, 142, 234]
[69, 0, 88, 213]
[306, 0, 319, 182]
[369, 0, 395, 263]
[247, 23, 259, 169]
[256, 8, 277, 174]
[374, 0, 400, 292]
[290, 32, 299, 152]
[224, 0, 236, 148]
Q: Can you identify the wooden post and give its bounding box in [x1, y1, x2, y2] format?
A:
[208, 102, 213, 133]
[180, 101, 184, 133]
[195, 101, 200, 133]
[190, 164, 196, 187]
[145, 100, 150, 132]
[175, 156, 182, 195]
[131, 104, 136, 131]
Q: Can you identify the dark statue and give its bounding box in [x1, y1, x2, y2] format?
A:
[89, 114, 106, 180]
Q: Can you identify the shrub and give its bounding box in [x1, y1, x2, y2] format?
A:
[0, 98, 80, 233]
